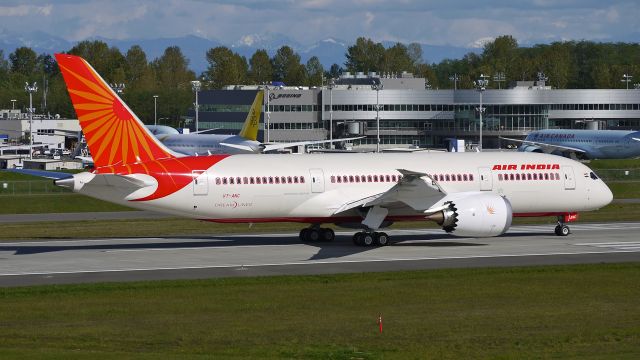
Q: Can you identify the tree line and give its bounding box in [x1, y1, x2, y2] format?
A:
[1, 36, 639, 125]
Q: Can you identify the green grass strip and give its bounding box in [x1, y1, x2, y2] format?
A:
[0, 263, 639, 358]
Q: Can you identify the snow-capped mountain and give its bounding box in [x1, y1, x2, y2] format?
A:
[0, 28, 476, 75]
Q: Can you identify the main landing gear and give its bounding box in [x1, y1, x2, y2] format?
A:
[554, 216, 571, 236]
[299, 226, 335, 242]
[352, 231, 390, 247]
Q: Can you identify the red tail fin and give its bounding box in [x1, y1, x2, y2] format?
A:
[55, 53, 176, 168]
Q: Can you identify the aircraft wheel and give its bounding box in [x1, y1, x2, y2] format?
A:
[375, 232, 390, 246]
[321, 228, 335, 242]
[353, 232, 364, 246]
[307, 228, 321, 242]
[299, 228, 309, 241]
[554, 225, 570, 236]
[362, 232, 375, 246]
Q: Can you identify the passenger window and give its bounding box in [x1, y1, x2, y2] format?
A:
[256, 177, 261, 184]
[463, 174, 468, 181]
[349, 175, 354, 183]
[281, 176, 286, 183]
[469, 174, 474, 181]
[515, 174, 520, 181]
[222, 177, 228, 185]
[533, 173, 537, 180]
[373, 175, 379, 182]
[555, 173, 560, 180]
[510, 174, 514, 181]
[445, 175, 450, 181]
[294, 176, 299, 183]
[367, 175, 372, 182]
[215, 177, 221, 185]
[544, 173, 549, 180]
[269, 176, 273, 184]
[456, 174, 462, 181]
[243, 177, 248, 184]
[229, 177, 235, 184]
[385, 175, 391, 182]
[250, 177, 255, 184]
[498, 174, 503, 181]
[300, 176, 305, 183]
[275, 177, 280, 184]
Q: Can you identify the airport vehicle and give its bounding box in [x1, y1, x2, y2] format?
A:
[149, 92, 362, 155]
[53, 54, 613, 245]
[501, 129, 640, 159]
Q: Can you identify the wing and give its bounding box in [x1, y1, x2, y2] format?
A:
[332, 169, 447, 230]
[499, 136, 586, 154]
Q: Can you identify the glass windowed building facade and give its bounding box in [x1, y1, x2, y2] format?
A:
[193, 77, 640, 150]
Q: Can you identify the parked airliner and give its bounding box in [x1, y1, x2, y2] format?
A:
[52, 54, 613, 245]
[501, 129, 640, 159]
[147, 92, 362, 155]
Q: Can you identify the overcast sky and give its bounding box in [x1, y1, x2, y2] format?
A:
[1, 0, 638, 48]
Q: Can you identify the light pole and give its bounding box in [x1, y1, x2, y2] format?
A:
[10, 99, 16, 110]
[152, 95, 159, 126]
[449, 73, 460, 90]
[493, 72, 505, 89]
[328, 79, 334, 147]
[24, 82, 38, 160]
[621, 74, 633, 89]
[372, 82, 383, 152]
[473, 74, 489, 152]
[191, 80, 201, 132]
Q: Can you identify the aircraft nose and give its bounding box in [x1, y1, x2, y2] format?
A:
[595, 182, 614, 208]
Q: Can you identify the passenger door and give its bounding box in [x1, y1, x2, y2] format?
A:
[192, 170, 208, 195]
[309, 168, 325, 193]
[562, 166, 576, 190]
[478, 167, 492, 191]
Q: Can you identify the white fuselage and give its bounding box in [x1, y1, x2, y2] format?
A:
[77, 152, 612, 224]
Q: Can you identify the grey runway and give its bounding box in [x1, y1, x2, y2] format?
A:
[1, 222, 639, 287]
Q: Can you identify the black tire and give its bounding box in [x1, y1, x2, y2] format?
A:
[560, 225, 570, 236]
[307, 228, 321, 242]
[321, 228, 335, 242]
[362, 233, 374, 246]
[375, 232, 389, 246]
[353, 232, 363, 246]
[299, 228, 309, 241]
[554, 225, 562, 236]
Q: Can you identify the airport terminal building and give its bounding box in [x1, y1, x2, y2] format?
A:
[193, 73, 640, 150]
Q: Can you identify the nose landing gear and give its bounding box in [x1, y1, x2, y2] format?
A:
[554, 216, 571, 236]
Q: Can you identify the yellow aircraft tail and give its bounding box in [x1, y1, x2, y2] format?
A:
[238, 91, 263, 141]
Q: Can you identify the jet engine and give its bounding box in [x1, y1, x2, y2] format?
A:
[426, 192, 513, 237]
[520, 145, 543, 153]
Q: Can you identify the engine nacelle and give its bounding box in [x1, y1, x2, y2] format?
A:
[520, 145, 543, 153]
[427, 192, 513, 237]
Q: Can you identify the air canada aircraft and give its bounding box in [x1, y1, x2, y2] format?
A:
[52, 53, 613, 246]
[501, 129, 640, 159]
[147, 92, 362, 155]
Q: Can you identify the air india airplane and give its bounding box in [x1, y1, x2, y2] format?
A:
[53, 53, 613, 246]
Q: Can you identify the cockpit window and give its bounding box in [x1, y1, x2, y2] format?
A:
[590, 172, 599, 180]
